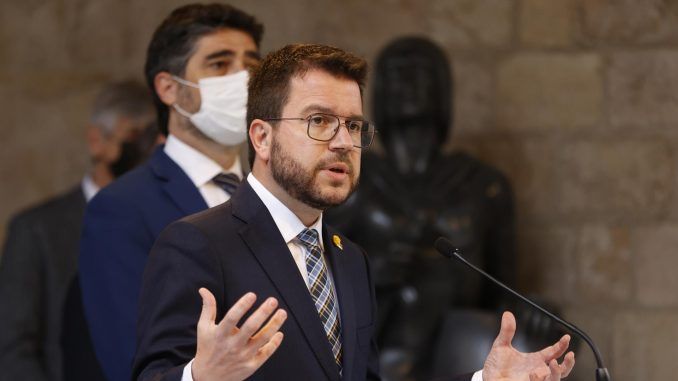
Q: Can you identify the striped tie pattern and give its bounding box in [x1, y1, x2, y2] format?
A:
[212, 173, 240, 195]
[297, 228, 343, 373]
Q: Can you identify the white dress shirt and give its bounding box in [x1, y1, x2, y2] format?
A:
[81, 174, 100, 202]
[164, 134, 243, 207]
[247, 173, 333, 286]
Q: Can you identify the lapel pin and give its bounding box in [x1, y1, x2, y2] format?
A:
[332, 235, 343, 251]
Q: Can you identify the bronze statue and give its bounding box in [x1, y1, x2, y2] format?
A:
[327, 36, 517, 380]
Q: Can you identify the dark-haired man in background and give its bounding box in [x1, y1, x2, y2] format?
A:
[133, 44, 575, 381]
[0, 80, 156, 381]
[78, 4, 263, 381]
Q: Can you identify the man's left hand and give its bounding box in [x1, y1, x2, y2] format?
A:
[483, 311, 575, 381]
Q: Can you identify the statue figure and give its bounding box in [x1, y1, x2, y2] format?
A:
[327, 36, 517, 380]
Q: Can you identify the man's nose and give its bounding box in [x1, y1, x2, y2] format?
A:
[231, 59, 246, 73]
[329, 124, 355, 150]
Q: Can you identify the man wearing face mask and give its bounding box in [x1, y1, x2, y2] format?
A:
[78, 4, 263, 381]
[0, 80, 156, 381]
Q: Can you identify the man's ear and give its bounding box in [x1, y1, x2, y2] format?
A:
[155, 71, 178, 106]
[249, 119, 273, 163]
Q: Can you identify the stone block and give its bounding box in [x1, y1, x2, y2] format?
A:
[613, 311, 678, 381]
[300, 0, 428, 63]
[562, 307, 615, 381]
[664, 140, 678, 221]
[473, 138, 562, 222]
[60, 1, 129, 75]
[632, 225, 678, 307]
[575, 225, 632, 304]
[608, 51, 678, 129]
[428, 0, 514, 49]
[451, 58, 494, 137]
[0, 1, 70, 74]
[1, 82, 95, 228]
[516, 226, 577, 304]
[519, 0, 574, 48]
[497, 53, 603, 131]
[558, 139, 672, 222]
[577, 0, 678, 45]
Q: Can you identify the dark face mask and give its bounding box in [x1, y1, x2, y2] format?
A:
[109, 121, 160, 178]
[109, 141, 144, 178]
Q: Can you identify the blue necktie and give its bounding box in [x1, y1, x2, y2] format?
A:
[212, 173, 240, 195]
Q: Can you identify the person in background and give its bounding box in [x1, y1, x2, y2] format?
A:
[78, 4, 263, 381]
[0, 79, 157, 381]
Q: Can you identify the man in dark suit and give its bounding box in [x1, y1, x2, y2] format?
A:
[133, 44, 576, 381]
[78, 4, 263, 381]
[0, 80, 156, 381]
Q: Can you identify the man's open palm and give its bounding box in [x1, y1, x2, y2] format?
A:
[192, 288, 287, 381]
[483, 312, 575, 381]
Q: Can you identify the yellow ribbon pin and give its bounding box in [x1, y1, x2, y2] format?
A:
[332, 235, 343, 250]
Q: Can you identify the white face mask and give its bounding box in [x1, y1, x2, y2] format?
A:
[172, 70, 249, 146]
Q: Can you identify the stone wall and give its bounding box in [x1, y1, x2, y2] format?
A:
[3, 0, 677, 379]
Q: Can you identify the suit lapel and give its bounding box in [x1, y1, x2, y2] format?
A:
[149, 147, 207, 215]
[233, 183, 341, 381]
[324, 226, 357, 381]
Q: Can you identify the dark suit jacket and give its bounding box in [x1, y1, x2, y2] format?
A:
[79, 147, 210, 381]
[0, 186, 104, 381]
[132, 181, 382, 381]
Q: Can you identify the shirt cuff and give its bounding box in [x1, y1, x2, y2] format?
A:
[181, 359, 195, 381]
[471, 369, 483, 381]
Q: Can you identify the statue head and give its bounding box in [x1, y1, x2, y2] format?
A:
[372, 36, 452, 175]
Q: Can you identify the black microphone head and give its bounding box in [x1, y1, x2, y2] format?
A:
[434, 237, 456, 258]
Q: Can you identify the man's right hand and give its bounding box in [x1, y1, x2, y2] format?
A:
[192, 288, 287, 381]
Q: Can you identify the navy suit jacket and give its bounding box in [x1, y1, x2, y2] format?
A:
[79, 147, 208, 381]
[132, 181, 382, 381]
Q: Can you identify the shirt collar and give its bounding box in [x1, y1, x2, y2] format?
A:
[81, 174, 100, 202]
[247, 173, 324, 249]
[164, 134, 243, 187]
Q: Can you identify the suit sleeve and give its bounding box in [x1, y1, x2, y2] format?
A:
[132, 220, 223, 381]
[0, 214, 49, 381]
[79, 191, 155, 381]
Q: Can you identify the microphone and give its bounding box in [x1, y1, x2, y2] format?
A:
[434, 237, 611, 381]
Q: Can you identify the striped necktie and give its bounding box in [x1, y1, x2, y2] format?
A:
[212, 173, 240, 195]
[297, 228, 343, 374]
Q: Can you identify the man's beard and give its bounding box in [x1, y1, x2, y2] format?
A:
[270, 138, 358, 210]
[174, 86, 215, 143]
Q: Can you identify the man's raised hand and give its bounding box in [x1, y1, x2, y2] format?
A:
[483, 311, 575, 381]
[192, 288, 287, 381]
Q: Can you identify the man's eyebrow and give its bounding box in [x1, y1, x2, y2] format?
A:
[205, 49, 235, 60]
[301, 104, 364, 120]
[245, 50, 261, 60]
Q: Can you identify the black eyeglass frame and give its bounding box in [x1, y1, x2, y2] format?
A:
[262, 113, 377, 149]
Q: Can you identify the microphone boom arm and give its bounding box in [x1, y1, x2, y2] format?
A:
[434, 237, 610, 381]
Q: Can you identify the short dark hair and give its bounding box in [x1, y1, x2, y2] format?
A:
[246, 44, 368, 167]
[144, 3, 263, 135]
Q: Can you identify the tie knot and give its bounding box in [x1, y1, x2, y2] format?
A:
[212, 173, 241, 195]
[297, 228, 320, 249]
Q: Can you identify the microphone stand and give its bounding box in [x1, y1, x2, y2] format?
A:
[434, 237, 610, 381]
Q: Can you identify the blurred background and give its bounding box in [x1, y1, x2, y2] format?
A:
[2, 0, 678, 380]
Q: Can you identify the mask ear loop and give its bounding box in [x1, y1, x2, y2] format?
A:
[171, 75, 200, 89]
[171, 75, 200, 118]
[172, 103, 194, 118]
